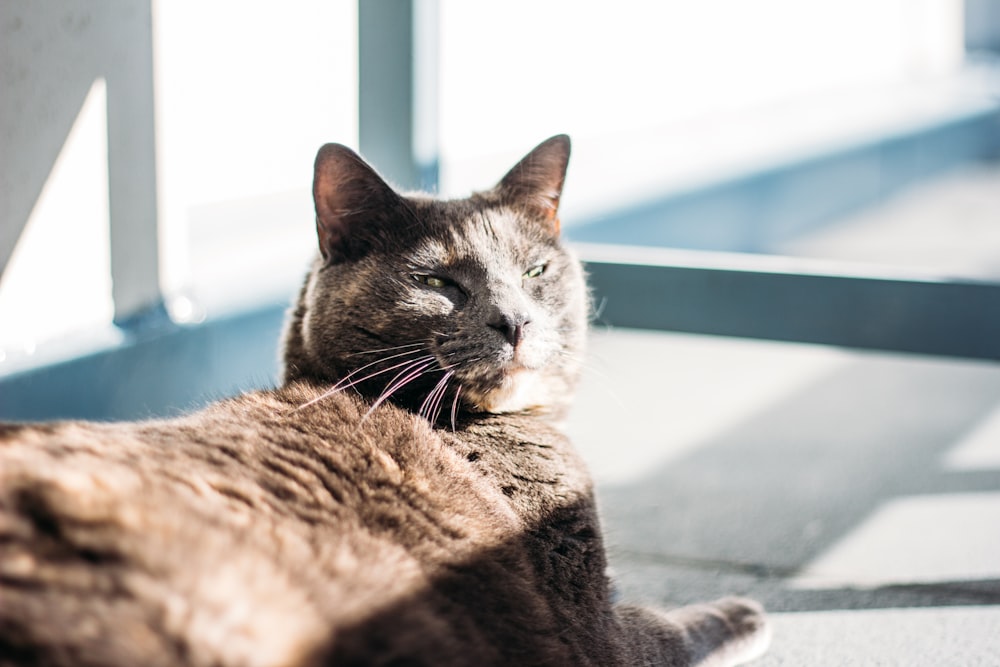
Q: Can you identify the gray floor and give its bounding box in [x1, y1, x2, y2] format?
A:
[566, 165, 1000, 665]
[568, 330, 1000, 665]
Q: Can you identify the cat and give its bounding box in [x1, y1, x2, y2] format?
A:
[0, 135, 770, 666]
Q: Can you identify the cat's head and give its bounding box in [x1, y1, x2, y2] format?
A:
[281, 135, 588, 420]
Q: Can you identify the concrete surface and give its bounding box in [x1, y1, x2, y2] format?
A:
[566, 163, 1000, 664]
[568, 329, 1000, 665]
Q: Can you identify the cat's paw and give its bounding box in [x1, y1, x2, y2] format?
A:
[709, 596, 771, 666]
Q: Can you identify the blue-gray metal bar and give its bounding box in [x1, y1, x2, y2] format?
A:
[358, 0, 438, 191]
[580, 245, 1000, 361]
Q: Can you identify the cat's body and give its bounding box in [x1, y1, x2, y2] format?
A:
[0, 136, 769, 666]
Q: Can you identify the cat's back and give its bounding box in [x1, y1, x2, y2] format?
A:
[0, 383, 522, 533]
[0, 386, 592, 667]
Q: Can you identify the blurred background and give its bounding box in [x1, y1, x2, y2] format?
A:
[3, 0, 998, 361]
[3, 4, 1000, 663]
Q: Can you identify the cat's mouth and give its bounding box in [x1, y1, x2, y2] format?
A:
[452, 350, 538, 384]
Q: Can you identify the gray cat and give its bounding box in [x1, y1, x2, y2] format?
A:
[0, 135, 770, 666]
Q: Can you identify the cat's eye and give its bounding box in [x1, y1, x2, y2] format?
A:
[411, 273, 451, 288]
[523, 264, 546, 279]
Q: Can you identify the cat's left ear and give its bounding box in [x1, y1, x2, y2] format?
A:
[495, 134, 571, 235]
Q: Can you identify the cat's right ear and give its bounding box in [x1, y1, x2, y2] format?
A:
[313, 143, 400, 263]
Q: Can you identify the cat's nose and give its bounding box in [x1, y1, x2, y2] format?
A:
[488, 313, 531, 348]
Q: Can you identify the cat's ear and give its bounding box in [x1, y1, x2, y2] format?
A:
[313, 143, 401, 263]
[495, 134, 571, 235]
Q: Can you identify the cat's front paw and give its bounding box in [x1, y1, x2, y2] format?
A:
[710, 596, 771, 666]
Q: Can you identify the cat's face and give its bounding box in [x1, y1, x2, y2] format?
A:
[282, 135, 587, 419]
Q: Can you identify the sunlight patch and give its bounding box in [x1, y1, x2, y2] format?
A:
[943, 403, 1000, 471]
[792, 492, 1000, 589]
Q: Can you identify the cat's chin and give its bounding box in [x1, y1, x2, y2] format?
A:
[463, 369, 550, 414]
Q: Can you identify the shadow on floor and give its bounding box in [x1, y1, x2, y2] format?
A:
[596, 352, 1000, 613]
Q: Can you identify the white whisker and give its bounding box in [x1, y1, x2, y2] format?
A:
[363, 358, 438, 420]
[429, 373, 454, 426]
[292, 349, 430, 412]
[335, 348, 429, 390]
[450, 385, 462, 432]
[419, 370, 452, 422]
